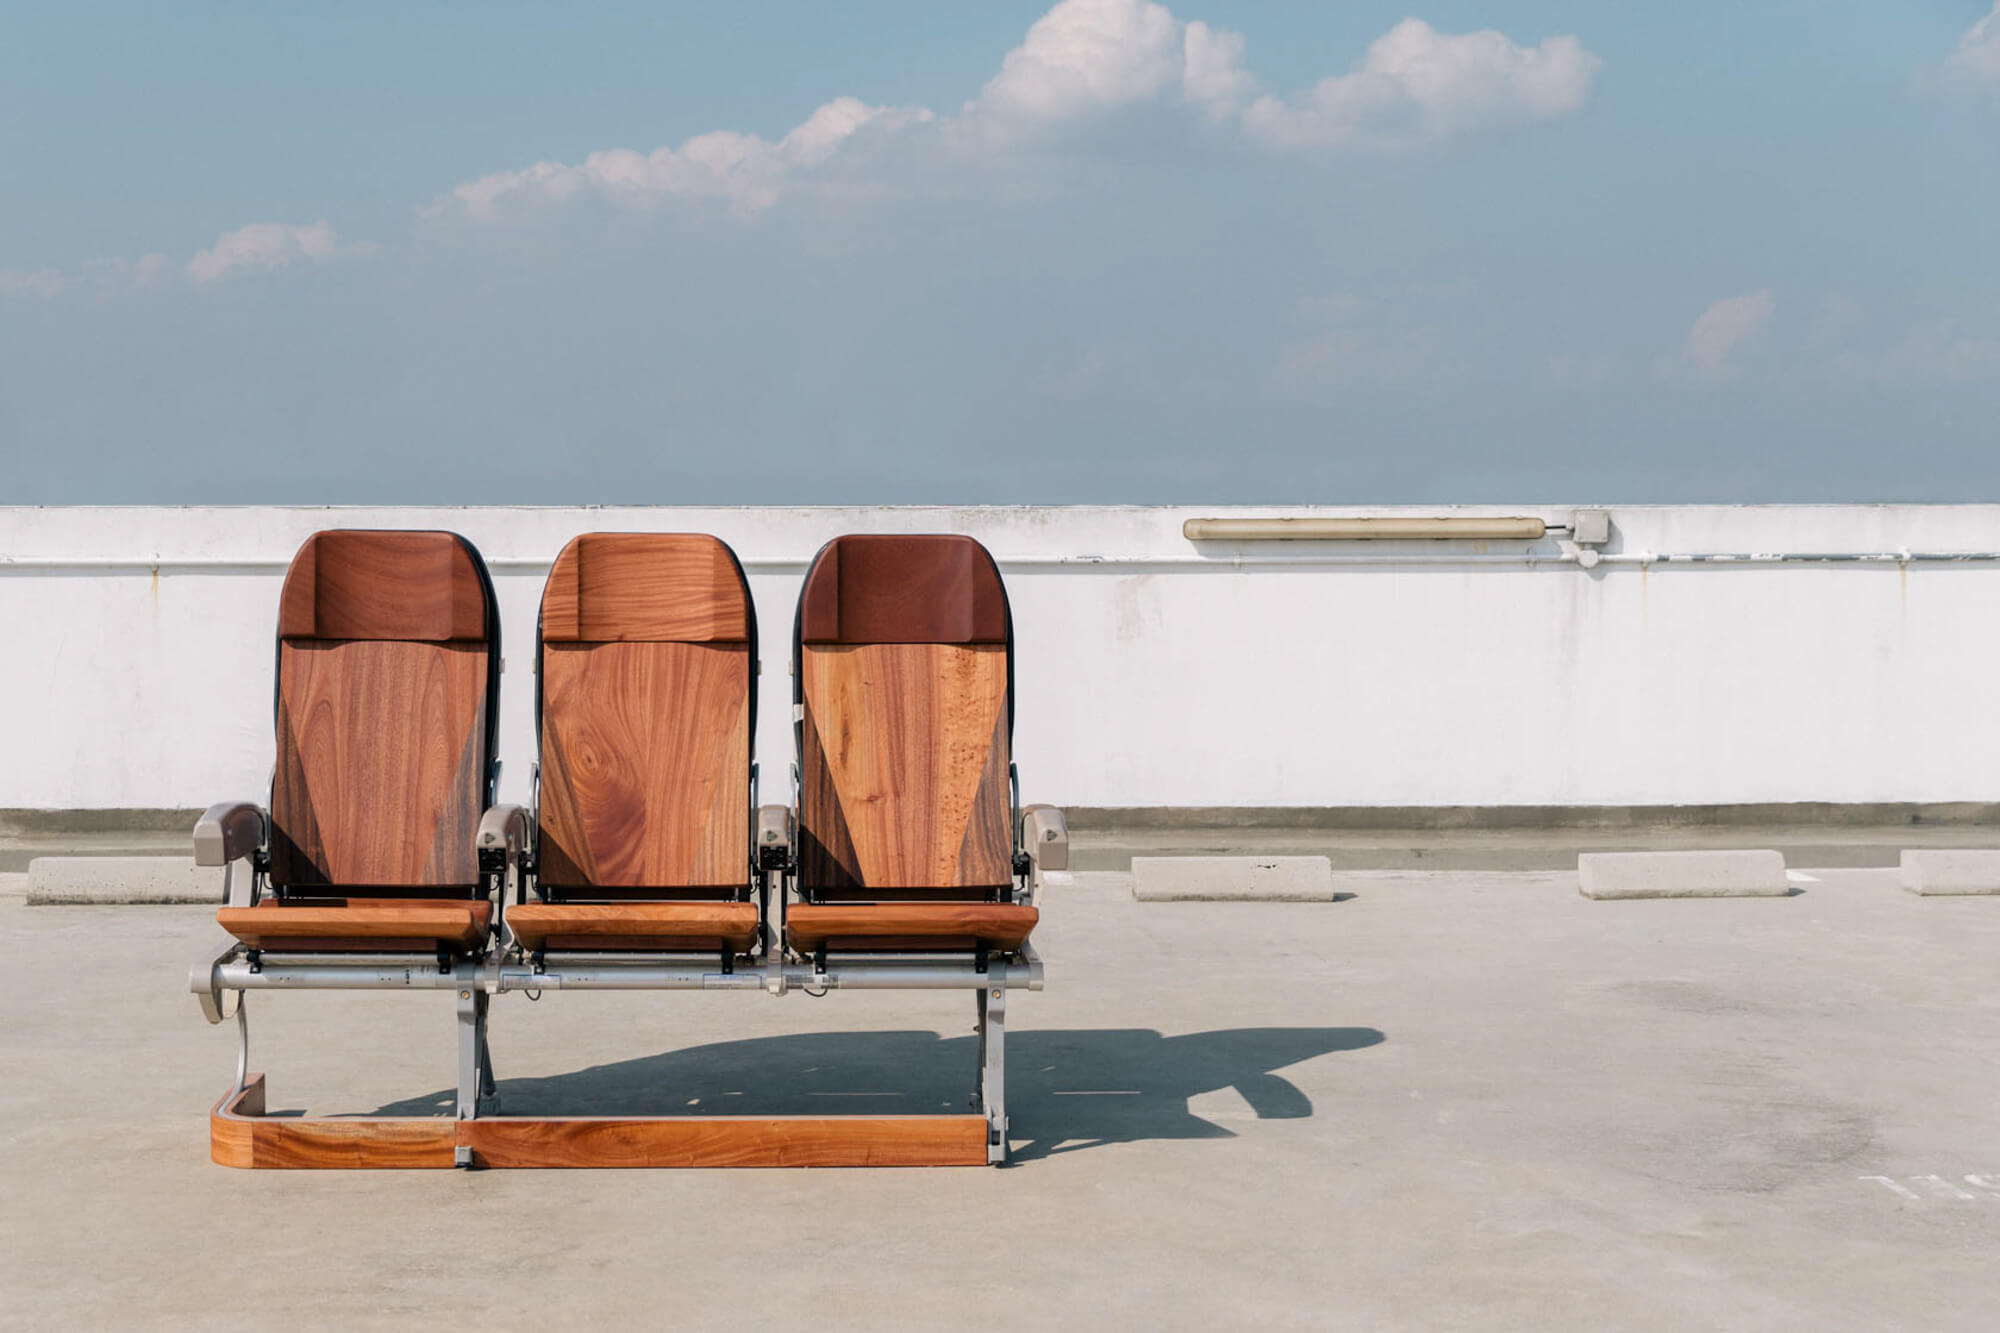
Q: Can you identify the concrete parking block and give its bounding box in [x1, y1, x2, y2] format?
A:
[1131, 855, 1336, 901]
[1899, 849, 2000, 896]
[1578, 849, 1789, 900]
[26, 856, 218, 905]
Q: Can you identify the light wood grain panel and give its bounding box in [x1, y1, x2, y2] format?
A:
[798, 642, 1011, 894]
[212, 1077, 457, 1169]
[461, 1114, 987, 1168]
[212, 1077, 988, 1169]
[537, 642, 750, 890]
[270, 640, 487, 888]
[540, 533, 750, 642]
[217, 899, 491, 949]
[507, 901, 758, 951]
[785, 902, 1037, 952]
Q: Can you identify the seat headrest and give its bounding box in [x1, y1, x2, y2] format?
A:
[799, 535, 1008, 646]
[540, 533, 751, 643]
[277, 530, 491, 643]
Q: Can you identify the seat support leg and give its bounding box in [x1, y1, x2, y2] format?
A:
[977, 984, 1007, 1164]
[456, 985, 489, 1166]
[233, 992, 250, 1095]
[476, 1020, 497, 1100]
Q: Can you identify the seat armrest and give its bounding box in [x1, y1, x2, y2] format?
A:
[756, 804, 795, 870]
[1020, 805, 1068, 872]
[193, 802, 266, 867]
[476, 803, 530, 857]
[477, 804, 530, 960]
[755, 804, 794, 992]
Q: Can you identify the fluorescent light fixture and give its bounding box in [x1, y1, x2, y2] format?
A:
[1183, 517, 1548, 542]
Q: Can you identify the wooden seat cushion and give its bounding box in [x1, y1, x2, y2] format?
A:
[785, 902, 1037, 954]
[508, 902, 759, 952]
[218, 899, 491, 950]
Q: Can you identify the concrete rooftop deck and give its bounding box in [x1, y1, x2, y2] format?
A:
[3, 846, 1998, 1330]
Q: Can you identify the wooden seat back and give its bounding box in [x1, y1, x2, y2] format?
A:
[269, 530, 498, 894]
[794, 535, 1014, 901]
[535, 533, 754, 899]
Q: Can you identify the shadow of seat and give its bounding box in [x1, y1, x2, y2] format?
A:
[371, 1026, 1385, 1160]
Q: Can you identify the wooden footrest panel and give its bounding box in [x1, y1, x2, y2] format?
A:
[211, 1076, 457, 1168]
[462, 1114, 986, 1167]
[212, 1075, 988, 1168]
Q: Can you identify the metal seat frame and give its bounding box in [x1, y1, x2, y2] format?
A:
[190, 774, 1064, 1169]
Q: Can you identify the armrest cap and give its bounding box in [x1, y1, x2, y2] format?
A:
[756, 804, 795, 849]
[477, 804, 530, 852]
[193, 802, 266, 867]
[1020, 805, 1069, 872]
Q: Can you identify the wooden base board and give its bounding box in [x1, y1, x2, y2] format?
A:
[212, 1075, 990, 1169]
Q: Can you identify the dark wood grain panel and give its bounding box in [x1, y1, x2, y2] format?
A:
[797, 642, 1011, 895]
[540, 533, 750, 642]
[954, 704, 1014, 886]
[798, 534, 1008, 644]
[270, 640, 488, 888]
[537, 642, 750, 890]
[277, 531, 487, 641]
[507, 901, 759, 951]
[462, 1114, 987, 1168]
[786, 902, 1037, 952]
[795, 708, 862, 895]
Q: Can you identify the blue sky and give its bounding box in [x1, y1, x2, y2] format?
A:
[3, 1, 1997, 503]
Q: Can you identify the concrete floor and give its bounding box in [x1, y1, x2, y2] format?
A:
[1071, 823, 2000, 872]
[3, 867, 1998, 1330]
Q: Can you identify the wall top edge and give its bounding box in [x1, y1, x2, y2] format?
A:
[7, 502, 2000, 516]
[7, 503, 2000, 568]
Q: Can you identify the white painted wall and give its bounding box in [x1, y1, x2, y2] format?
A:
[3, 504, 1997, 811]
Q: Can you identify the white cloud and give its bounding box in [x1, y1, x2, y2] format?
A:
[436, 1, 1600, 219]
[0, 268, 66, 301]
[1241, 19, 1601, 151]
[83, 253, 171, 289]
[970, 0, 1188, 126]
[440, 97, 931, 219]
[1832, 319, 2000, 384]
[1675, 289, 1774, 378]
[1182, 20, 1257, 117]
[185, 221, 339, 282]
[1943, 3, 2000, 85]
[7, 2, 1603, 282]
[1, 251, 181, 302]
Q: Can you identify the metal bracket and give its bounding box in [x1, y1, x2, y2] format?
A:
[977, 984, 1007, 1163]
[234, 994, 250, 1094]
[190, 931, 244, 1024]
[456, 984, 492, 1141]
